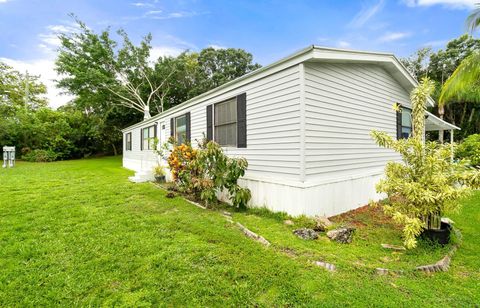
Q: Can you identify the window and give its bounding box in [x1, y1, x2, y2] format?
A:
[175, 115, 187, 145]
[214, 98, 237, 146]
[142, 125, 155, 150]
[125, 132, 132, 151]
[400, 107, 412, 139]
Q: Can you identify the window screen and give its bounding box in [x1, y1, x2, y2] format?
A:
[214, 98, 237, 147]
[126, 133, 132, 151]
[401, 107, 412, 139]
[175, 115, 187, 145]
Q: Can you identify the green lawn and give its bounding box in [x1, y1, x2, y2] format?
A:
[0, 157, 479, 306]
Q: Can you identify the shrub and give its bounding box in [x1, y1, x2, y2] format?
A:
[166, 138, 251, 208]
[456, 134, 480, 166]
[371, 77, 480, 249]
[22, 149, 58, 162]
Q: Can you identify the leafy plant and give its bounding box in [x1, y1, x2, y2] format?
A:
[165, 138, 251, 209]
[153, 165, 165, 176]
[371, 77, 480, 249]
[456, 134, 480, 166]
[22, 149, 58, 162]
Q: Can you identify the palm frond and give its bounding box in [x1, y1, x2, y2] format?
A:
[439, 51, 480, 106]
[466, 3, 480, 33]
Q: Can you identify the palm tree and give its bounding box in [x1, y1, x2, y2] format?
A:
[466, 3, 480, 33]
[438, 4, 480, 141]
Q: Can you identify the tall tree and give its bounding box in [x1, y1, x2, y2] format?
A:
[0, 62, 47, 117]
[56, 17, 173, 119]
[400, 47, 432, 81]
[438, 6, 480, 141]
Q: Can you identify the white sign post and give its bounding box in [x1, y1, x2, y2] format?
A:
[2, 146, 15, 168]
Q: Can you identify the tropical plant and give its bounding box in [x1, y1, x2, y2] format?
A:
[438, 5, 480, 133]
[466, 3, 480, 33]
[153, 165, 165, 176]
[456, 134, 480, 166]
[371, 77, 480, 249]
[165, 138, 251, 208]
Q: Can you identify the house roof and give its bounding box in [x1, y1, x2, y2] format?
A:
[122, 45, 434, 132]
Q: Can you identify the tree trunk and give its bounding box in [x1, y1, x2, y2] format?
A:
[460, 103, 467, 126]
[469, 108, 475, 123]
[111, 143, 118, 156]
[438, 105, 445, 143]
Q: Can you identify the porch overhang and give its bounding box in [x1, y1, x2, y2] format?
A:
[425, 111, 461, 132]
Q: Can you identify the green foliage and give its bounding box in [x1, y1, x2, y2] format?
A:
[371, 77, 480, 249]
[55, 17, 260, 155]
[21, 149, 58, 162]
[0, 62, 47, 117]
[166, 139, 251, 208]
[439, 51, 480, 105]
[466, 3, 480, 33]
[401, 34, 480, 140]
[456, 134, 480, 166]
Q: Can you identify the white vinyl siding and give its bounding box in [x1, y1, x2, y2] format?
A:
[167, 65, 302, 180]
[214, 98, 237, 147]
[303, 62, 410, 181]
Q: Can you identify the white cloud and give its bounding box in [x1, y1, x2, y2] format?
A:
[0, 0, 10, 3]
[149, 11, 207, 20]
[402, 0, 476, 9]
[208, 44, 227, 50]
[149, 46, 185, 62]
[131, 2, 154, 7]
[379, 31, 411, 42]
[0, 57, 75, 109]
[145, 10, 162, 15]
[348, 0, 385, 28]
[337, 40, 351, 48]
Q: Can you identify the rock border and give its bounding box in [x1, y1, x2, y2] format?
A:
[152, 182, 463, 276]
[313, 261, 336, 272]
[375, 226, 462, 275]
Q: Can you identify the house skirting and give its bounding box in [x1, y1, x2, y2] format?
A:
[220, 173, 384, 217]
[123, 158, 383, 217]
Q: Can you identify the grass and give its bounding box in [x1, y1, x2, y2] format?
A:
[0, 157, 479, 306]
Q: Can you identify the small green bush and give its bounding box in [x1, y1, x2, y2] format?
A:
[456, 134, 480, 166]
[22, 149, 58, 162]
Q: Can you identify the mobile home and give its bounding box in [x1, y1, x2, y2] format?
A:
[122, 46, 458, 217]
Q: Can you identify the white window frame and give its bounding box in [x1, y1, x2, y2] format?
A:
[175, 114, 187, 145]
[125, 132, 132, 151]
[401, 107, 412, 139]
[142, 125, 155, 150]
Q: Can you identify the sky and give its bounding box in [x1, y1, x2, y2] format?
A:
[0, 0, 477, 108]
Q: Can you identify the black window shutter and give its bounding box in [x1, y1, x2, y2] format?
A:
[125, 133, 127, 151]
[140, 129, 143, 150]
[185, 112, 191, 142]
[153, 124, 158, 138]
[396, 108, 402, 140]
[237, 93, 247, 148]
[170, 118, 174, 138]
[206, 105, 213, 141]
